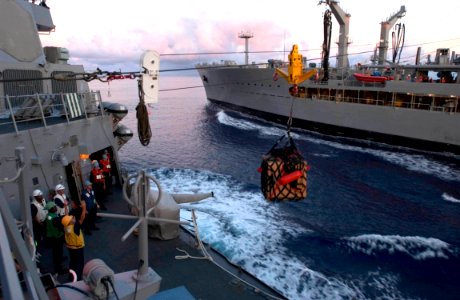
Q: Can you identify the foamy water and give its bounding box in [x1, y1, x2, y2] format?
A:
[217, 110, 460, 183]
[443, 193, 460, 203]
[344, 234, 457, 260]
[149, 168, 359, 300]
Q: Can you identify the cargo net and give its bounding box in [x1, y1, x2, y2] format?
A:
[260, 134, 309, 201]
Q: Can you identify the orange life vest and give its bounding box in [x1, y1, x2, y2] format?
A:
[91, 168, 105, 184]
[99, 158, 111, 173]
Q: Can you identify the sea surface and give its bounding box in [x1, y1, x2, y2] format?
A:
[91, 75, 460, 300]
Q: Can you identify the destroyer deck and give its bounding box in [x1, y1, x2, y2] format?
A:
[39, 185, 284, 300]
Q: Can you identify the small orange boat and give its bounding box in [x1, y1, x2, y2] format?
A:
[353, 73, 394, 83]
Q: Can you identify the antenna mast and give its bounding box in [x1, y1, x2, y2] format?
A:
[239, 31, 254, 65]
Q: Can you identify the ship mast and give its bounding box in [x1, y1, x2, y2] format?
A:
[239, 31, 254, 65]
[324, 0, 351, 71]
[378, 5, 406, 65]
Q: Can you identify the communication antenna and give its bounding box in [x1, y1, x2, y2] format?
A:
[239, 31, 254, 65]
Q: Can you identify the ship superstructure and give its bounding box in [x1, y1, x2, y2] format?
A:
[0, 0, 132, 218]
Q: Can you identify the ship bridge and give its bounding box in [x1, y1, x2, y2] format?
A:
[0, 1, 55, 64]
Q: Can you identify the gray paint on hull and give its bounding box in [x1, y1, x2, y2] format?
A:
[198, 68, 460, 147]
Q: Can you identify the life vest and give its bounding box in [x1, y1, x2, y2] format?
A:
[91, 168, 105, 184]
[44, 212, 63, 239]
[259, 134, 309, 201]
[99, 158, 111, 173]
[63, 223, 85, 249]
[81, 189, 96, 210]
[32, 199, 47, 222]
[53, 194, 68, 216]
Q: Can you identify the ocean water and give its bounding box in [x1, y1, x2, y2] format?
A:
[90, 76, 460, 300]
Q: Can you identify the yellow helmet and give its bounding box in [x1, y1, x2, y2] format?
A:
[61, 215, 73, 227]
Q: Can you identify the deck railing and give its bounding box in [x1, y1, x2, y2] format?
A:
[312, 93, 458, 112]
[300, 81, 460, 113]
[0, 91, 105, 134]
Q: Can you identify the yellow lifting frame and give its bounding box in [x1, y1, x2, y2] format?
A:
[275, 44, 317, 85]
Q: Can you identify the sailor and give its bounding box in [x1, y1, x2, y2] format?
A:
[43, 201, 67, 275]
[103, 149, 111, 161]
[81, 180, 99, 235]
[90, 160, 107, 210]
[31, 189, 47, 247]
[62, 215, 85, 281]
[54, 184, 69, 216]
[69, 197, 86, 234]
[99, 154, 112, 195]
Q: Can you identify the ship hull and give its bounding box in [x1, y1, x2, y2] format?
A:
[198, 67, 460, 153]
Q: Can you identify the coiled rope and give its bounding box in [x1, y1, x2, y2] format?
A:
[176, 210, 285, 300]
[136, 79, 152, 146]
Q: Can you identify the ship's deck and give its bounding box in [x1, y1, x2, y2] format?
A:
[40, 185, 284, 300]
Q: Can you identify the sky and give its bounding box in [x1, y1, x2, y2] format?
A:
[39, 0, 460, 74]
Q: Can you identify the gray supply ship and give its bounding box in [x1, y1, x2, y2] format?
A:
[197, 0, 460, 153]
[0, 1, 282, 299]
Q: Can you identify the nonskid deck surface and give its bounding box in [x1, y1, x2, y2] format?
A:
[39, 185, 280, 300]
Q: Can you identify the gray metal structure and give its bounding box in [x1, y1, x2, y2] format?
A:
[378, 5, 406, 65]
[325, 0, 351, 70]
[238, 31, 254, 66]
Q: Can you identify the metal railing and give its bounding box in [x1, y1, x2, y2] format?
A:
[298, 85, 460, 113]
[0, 91, 104, 134]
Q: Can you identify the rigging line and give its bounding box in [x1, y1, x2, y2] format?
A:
[159, 85, 203, 92]
[343, 37, 460, 52]
[160, 50, 291, 56]
[160, 45, 459, 75]
[287, 97, 295, 136]
[158, 37, 460, 58]
[3, 39, 459, 83]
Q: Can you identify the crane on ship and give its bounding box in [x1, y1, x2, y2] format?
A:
[319, 0, 351, 72]
[321, 9, 332, 81]
[377, 5, 406, 65]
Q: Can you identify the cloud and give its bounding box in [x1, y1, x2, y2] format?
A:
[40, 0, 460, 72]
